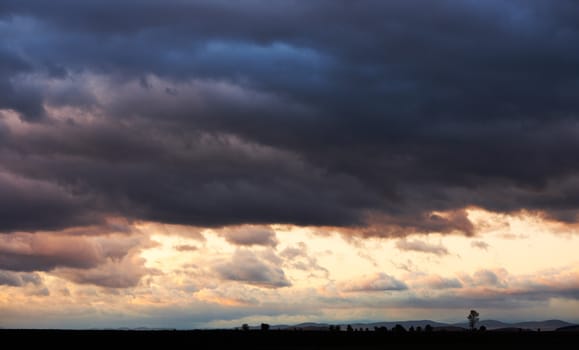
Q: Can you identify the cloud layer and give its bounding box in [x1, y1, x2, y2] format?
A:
[0, 232, 152, 287]
[213, 249, 291, 288]
[0, 1, 578, 235]
[1, 1, 579, 329]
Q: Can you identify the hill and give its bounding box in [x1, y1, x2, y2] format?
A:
[270, 319, 576, 332]
[453, 319, 574, 331]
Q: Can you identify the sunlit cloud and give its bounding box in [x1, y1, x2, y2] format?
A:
[1, 0, 579, 329]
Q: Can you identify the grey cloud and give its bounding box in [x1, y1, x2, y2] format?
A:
[279, 244, 305, 260]
[471, 240, 490, 250]
[1, 109, 375, 231]
[335, 268, 579, 312]
[213, 249, 291, 288]
[174, 244, 198, 252]
[0, 46, 44, 120]
[0, 233, 103, 271]
[279, 242, 328, 276]
[0, 1, 579, 234]
[0, 270, 41, 286]
[421, 276, 463, 290]
[0, 171, 101, 233]
[55, 254, 151, 289]
[396, 239, 449, 256]
[0, 232, 152, 288]
[456, 269, 510, 289]
[341, 273, 408, 292]
[398, 293, 542, 311]
[428, 278, 462, 290]
[219, 226, 278, 247]
[404, 280, 579, 311]
[472, 269, 509, 288]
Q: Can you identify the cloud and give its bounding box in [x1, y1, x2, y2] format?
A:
[410, 267, 579, 309]
[55, 254, 151, 289]
[1, 2, 579, 328]
[0, 171, 100, 233]
[0, 232, 153, 288]
[279, 242, 328, 276]
[0, 270, 41, 286]
[0, 1, 579, 235]
[137, 222, 205, 241]
[0, 233, 103, 271]
[411, 275, 463, 290]
[174, 244, 198, 252]
[456, 269, 509, 289]
[471, 269, 509, 288]
[395, 239, 449, 256]
[341, 273, 407, 292]
[218, 226, 278, 247]
[513, 266, 579, 300]
[471, 240, 490, 250]
[0, 44, 45, 121]
[0, 99, 375, 231]
[213, 249, 291, 288]
[327, 267, 579, 314]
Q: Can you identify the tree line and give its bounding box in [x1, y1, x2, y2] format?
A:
[239, 309, 485, 333]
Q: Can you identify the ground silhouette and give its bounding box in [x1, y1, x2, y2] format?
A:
[1, 328, 578, 349]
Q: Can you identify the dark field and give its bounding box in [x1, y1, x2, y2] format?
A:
[2, 330, 578, 349]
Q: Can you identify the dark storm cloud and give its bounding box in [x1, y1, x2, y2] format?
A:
[0, 113, 376, 231]
[1, 1, 579, 233]
[0, 171, 99, 232]
[0, 56, 43, 121]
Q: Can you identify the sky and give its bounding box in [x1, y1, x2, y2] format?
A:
[1, 0, 579, 329]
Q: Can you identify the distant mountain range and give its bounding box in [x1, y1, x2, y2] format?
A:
[86, 319, 577, 332]
[266, 319, 577, 332]
[453, 319, 573, 331]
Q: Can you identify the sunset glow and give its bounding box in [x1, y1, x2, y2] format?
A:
[1, 1, 579, 329]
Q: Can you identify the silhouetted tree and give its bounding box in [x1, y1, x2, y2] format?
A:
[260, 323, 270, 331]
[424, 324, 433, 333]
[416, 326, 422, 333]
[393, 324, 406, 333]
[347, 324, 353, 332]
[409, 326, 415, 333]
[241, 323, 250, 331]
[479, 325, 487, 332]
[330, 325, 341, 332]
[468, 310, 480, 331]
